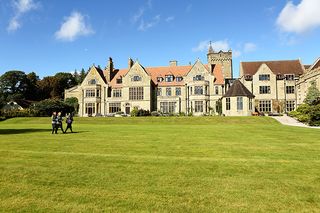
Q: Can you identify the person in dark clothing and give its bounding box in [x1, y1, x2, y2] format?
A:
[64, 113, 73, 133]
[51, 112, 58, 134]
[56, 112, 64, 133]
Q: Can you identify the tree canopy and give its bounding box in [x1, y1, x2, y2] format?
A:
[304, 81, 320, 105]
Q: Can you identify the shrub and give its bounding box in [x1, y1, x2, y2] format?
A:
[32, 99, 74, 116]
[130, 107, 150, 117]
[309, 104, 320, 126]
[1, 109, 39, 118]
[290, 103, 320, 126]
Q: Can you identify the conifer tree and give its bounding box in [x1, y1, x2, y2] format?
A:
[304, 81, 320, 105]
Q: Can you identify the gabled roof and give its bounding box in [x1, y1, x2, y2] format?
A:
[309, 57, 320, 71]
[107, 62, 224, 87]
[223, 80, 255, 98]
[147, 65, 192, 86]
[108, 69, 127, 87]
[211, 64, 224, 85]
[304, 65, 311, 70]
[241, 60, 304, 76]
[94, 66, 107, 83]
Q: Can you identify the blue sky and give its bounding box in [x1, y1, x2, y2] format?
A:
[0, 0, 320, 78]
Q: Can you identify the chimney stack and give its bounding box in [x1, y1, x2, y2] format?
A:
[105, 57, 114, 82]
[169, 60, 177, 67]
[128, 58, 134, 69]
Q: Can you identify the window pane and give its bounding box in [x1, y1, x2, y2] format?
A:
[129, 87, 144, 100]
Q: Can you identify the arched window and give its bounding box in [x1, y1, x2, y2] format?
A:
[132, 75, 142, 82]
[88, 79, 96, 85]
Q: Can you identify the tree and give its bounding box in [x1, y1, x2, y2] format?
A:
[304, 81, 320, 105]
[79, 68, 87, 84]
[37, 76, 56, 100]
[0, 70, 28, 101]
[65, 97, 79, 113]
[73, 69, 81, 84]
[25, 72, 40, 100]
[37, 73, 77, 100]
[54, 72, 77, 99]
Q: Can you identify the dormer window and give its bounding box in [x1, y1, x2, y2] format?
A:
[165, 75, 174, 82]
[132, 75, 142, 82]
[88, 79, 96, 85]
[285, 74, 295, 81]
[259, 74, 270, 81]
[157, 77, 163, 82]
[244, 75, 252, 81]
[276, 74, 284, 80]
[193, 75, 204, 81]
[116, 77, 122, 84]
[176, 76, 183, 82]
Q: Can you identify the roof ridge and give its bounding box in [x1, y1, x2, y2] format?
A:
[241, 59, 300, 63]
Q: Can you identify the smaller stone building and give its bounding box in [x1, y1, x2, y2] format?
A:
[240, 60, 305, 114]
[296, 57, 320, 105]
[222, 80, 255, 116]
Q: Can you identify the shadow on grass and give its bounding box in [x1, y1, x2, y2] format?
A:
[0, 128, 49, 135]
[0, 128, 89, 135]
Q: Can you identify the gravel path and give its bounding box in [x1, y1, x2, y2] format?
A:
[270, 115, 320, 129]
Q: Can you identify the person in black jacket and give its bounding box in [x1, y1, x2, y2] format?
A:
[64, 113, 73, 133]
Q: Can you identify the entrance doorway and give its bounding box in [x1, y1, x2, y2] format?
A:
[126, 107, 130, 115]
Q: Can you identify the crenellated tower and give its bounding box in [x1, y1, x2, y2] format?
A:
[207, 42, 233, 79]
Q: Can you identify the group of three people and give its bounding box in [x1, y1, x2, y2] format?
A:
[51, 112, 74, 134]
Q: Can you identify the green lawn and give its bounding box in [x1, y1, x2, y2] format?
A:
[0, 117, 319, 212]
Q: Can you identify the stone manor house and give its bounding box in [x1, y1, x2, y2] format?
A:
[65, 45, 319, 116]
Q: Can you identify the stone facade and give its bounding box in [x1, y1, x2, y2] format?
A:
[296, 58, 320, 105]
[222, 80, 255, 116]
[65, 47, 231, 117]
[239, 60, 305, 114]
[207, 46, 232, 79]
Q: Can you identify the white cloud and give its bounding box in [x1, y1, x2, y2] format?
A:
[131, 0, 162, 31]
[132, 8, 144, 23]
[276, 0, 320, 34]
[14, 0, 38, 13]
[7, 17, 20, 31]
[192, 40, 230, 52]
[166, 16, 175, 22]
[55, 11, 94, 42]
[243, 42, 257, 53]
[7, 0, 39, 32]
[138, 15, 160, 31]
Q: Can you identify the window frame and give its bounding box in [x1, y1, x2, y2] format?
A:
[131, 75, 142, 82]
[175, 87, 181, 96]
[195, 101, 203, 113]
[259, 86, 271, 94]
[112, 89, 122, 98]
[259, 74, 270, 81]
[259, 100, 271, 113]
[166, 87, 172, 96]
[226, 98, 231, 110]
[129, 87, 144, 100]
[109, 102, 121, 113]
[286, 86, 295, 94]
[194, 86, 203, 95]
[237, 97, 243, 111]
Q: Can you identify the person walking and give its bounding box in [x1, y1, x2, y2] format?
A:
[56, 112, 64, 133]
[64, 113, 73, 133]
[51, 112, 58, 134]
